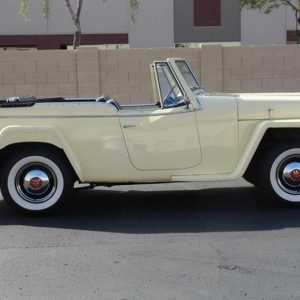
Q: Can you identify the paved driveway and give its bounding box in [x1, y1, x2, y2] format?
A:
[0, 180, 300, 300]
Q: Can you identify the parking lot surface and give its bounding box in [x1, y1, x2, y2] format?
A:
[1, 179, 300, 300]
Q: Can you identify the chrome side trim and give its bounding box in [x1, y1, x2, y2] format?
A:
[0, 115, 117, 119]
[0, 108, 200, 119]
[119, 109, 198, 118]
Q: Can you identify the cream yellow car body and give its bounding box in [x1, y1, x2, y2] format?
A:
[2, 58, 300, 214]
[0, 59, 299, 185]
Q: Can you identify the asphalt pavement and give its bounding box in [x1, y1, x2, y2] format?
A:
[1, 179, 300, 300]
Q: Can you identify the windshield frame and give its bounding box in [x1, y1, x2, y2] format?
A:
[167, 58, 204, 111]
[154, 61, 185, 109]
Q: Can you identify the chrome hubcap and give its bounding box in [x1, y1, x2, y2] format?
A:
[277, 157, 300, 195]
[16, 163, 57, 203]
[23, 170, 50, 195]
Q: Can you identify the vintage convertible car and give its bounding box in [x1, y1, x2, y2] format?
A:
[1, 58, 300, 214]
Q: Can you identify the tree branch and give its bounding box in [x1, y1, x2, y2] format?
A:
[64, 0, 77, 25]
[76, 0, 83, 21]
[283, 0, 299, 12]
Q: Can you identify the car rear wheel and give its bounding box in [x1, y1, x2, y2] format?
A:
[259, 143, 300, 204]
[0, 148, 74, 214]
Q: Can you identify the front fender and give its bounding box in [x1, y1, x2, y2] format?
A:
[172, 119, 300, 181]
[237, 120, 300, 177]
[0, 125, 83, 181]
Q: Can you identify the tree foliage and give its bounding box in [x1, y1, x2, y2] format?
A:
[240, 0, 300, 14]
[129, 0, 140, 22]
[20, 0, 50, 19]
[241, 0, 300, 42]
[240, 0, 300, 26]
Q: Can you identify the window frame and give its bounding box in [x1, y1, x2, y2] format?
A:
[194, 0, 221, 27]
[154, 62, 185, 109]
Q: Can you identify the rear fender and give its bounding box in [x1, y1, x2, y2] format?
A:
[0, 125, 83, 181]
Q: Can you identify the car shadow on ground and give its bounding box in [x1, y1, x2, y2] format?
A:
[0, 186, 299, 233]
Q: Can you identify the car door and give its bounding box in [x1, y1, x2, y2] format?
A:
[119, 62, 202, 171]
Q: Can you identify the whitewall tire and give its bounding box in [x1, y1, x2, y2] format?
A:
[260, 143, 300, 204]
[1, 149, 73, 214]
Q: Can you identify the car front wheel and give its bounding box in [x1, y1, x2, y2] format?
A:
[259, 143, 300, 204]
[1, 148, 73, 214]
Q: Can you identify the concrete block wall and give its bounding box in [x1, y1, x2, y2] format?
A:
[222, 45, 300, 93]
[0, 50, 77, 99]
[201, 45, 222, 92]
[99, 48, 200, 104]
[77, 48, 100, 97]
[1, 45, 300, 104]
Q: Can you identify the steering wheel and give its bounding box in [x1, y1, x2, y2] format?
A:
[162, 85, 178, 107]
[163, 96, 177, 107]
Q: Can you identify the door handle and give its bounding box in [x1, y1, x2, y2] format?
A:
[123, 124, 137, 129]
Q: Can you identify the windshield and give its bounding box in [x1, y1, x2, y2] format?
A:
[155, 62, 184, 108]
[175, 60, 202, 92]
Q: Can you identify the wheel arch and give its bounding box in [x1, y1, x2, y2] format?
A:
[0, 126, 83, 181]
[244, 127, 300, 182]
[0, 142, 80, 182]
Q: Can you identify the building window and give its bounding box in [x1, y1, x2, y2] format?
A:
[194, 0, 221, 27]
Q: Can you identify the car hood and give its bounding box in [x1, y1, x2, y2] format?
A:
[235, 93, 300, 120]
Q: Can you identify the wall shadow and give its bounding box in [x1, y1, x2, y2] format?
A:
[0, 186, 299, 234]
